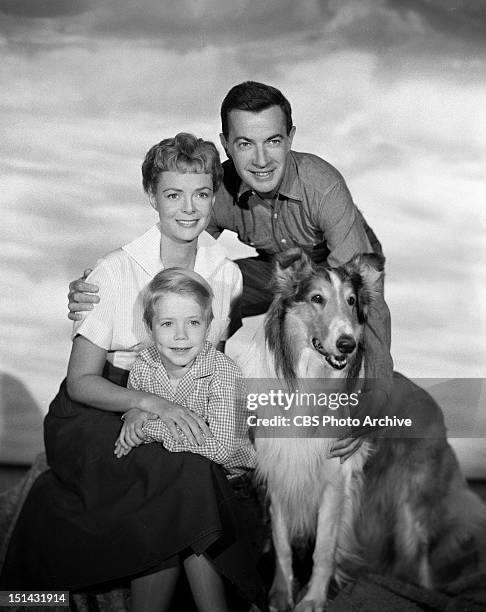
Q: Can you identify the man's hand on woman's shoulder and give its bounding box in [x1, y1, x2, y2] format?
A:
[68, 268, 100, 320]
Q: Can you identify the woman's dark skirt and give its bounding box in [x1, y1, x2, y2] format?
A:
[0, 363, 263, 607]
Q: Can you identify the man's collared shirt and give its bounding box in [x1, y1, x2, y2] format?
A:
[207, 150, 393, 400]
[130, 341, 256, 476]
[207, 151, 382, 266]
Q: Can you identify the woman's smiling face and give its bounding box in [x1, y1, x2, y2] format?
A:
[149, 171, 215, 244]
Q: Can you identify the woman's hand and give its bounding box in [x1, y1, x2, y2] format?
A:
[141, 396, 212, 446]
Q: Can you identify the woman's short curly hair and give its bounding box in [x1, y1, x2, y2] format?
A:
[142, 133, 223, 195]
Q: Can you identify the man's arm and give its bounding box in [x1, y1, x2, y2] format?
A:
[317, 180, 374, 266]
[316, 179, 394, 435]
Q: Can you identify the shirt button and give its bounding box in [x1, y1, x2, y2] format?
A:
[281, 238, 287, 244]
[273, 212, 278, 219]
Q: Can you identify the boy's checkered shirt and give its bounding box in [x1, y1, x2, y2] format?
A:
[128, 341, 255, 476]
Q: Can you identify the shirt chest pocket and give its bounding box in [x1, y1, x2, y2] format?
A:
[238, 202, 273, 249]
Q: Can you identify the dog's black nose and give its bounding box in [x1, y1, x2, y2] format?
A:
[336, 334, 356, 354]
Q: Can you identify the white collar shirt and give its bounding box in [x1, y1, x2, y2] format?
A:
[72, 224, 242, 370]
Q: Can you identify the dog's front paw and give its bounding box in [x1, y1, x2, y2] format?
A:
[293, 597, 327, 612]
[293, 586, 328, 612]
[268, 586, 294, 612]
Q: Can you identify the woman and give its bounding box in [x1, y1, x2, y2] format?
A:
[0, 134, 262, 612]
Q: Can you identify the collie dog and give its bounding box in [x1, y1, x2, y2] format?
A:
[240, 248, 486, 612]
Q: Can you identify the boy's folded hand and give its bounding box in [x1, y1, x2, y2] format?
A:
[114, 408, 152, 458]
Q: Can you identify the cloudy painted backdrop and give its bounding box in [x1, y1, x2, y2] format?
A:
[1, 0, 485, 464]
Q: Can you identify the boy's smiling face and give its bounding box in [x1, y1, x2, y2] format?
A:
[150, 292, 209, 376]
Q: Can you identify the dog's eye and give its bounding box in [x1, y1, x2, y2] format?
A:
[347, 296, 356, 306]
[311, 294, 324, 304]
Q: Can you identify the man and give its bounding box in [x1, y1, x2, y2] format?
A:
[69, 81, 393, 458]
[211, 81, 386, 317]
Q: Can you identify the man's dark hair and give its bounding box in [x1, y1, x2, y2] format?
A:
[220, 81, 293, 138]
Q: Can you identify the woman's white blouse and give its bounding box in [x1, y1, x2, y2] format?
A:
[72, 225, 242, 370]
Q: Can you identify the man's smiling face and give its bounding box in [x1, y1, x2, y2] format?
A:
[220, 105, 295, 196]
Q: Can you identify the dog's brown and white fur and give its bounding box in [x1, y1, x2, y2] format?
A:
[240, 249, 486, 612]
[240, 249, 382, 611]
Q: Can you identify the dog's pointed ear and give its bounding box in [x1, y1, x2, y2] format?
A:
[272, 248, 313, 297]
[344, 253, 385, 322]
[346, 253, 385, 292]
